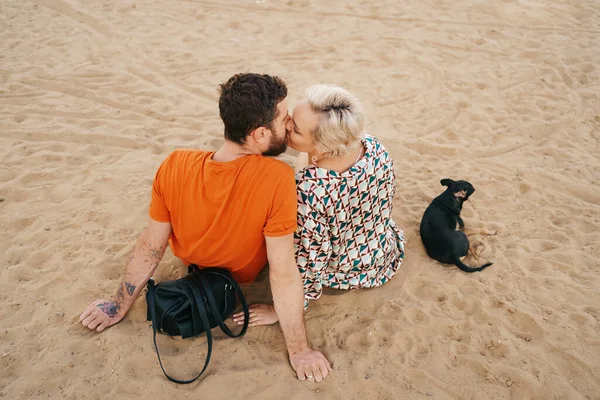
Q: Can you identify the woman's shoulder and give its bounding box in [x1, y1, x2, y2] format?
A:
[363, 134, 386, 151]
[295, 166, 341, 185]
[363, 134, 393, 161]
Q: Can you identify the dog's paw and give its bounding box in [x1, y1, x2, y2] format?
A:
[485, 230, 498, 236]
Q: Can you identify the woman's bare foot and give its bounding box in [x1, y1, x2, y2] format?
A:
[232, 304, 279, 326]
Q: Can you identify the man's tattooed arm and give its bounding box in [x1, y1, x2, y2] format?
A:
[82, 222, 171, 330]
[96, 281, 137, 318]
[96, 238, 167, 319]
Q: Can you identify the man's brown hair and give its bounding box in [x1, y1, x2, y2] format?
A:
[218, 73, 287, 145]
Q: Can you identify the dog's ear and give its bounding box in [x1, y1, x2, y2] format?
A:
[440, 179, 455, 187]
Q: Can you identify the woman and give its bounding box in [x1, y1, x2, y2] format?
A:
[235, 84, 405, 325]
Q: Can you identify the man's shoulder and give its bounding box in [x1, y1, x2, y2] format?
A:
[254, 156, 293, 170]
[164, 149, 209, 164]
[155, 150, 210, 185]
[252, 156, 295, 179]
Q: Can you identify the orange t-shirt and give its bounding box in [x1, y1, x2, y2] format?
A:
[149, 150, 297, 283]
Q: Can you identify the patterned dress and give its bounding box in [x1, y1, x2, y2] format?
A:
[295, 134, 405, 308]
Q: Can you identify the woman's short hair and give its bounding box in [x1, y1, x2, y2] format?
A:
[305, 84, 365, 157]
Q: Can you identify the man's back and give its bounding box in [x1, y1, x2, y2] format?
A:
[149, 150, 297, 283]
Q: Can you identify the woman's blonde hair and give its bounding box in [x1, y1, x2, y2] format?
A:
[305, 84, 365, 158]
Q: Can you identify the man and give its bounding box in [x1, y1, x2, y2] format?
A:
[80, 73, 332, 383]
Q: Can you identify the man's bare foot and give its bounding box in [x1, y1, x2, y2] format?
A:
[232, 304, 279, 327]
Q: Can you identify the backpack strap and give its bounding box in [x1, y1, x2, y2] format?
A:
[147, 278, 213, 384]
[196, 270, 249, 338]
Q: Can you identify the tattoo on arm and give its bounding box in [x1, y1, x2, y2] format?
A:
[148, 246, 162, 260]
[125, 282, 136, 296]
[97, 236, 166, 320]
[97, 301, 120, 318]
[144, 241, 167, 269]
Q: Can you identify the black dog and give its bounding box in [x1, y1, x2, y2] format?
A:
[420, 179, 493, 273]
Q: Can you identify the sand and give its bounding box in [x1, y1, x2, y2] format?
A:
[1, 0, 599, 399]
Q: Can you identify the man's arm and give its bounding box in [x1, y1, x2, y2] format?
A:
[80, 218, 172, 332]
[266, 234, 332, 382]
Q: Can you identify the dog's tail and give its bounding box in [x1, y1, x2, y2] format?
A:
[453, 259, 493, 273]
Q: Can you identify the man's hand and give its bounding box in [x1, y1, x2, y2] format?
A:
[290, 348, 332, 383]
[80, 299, 124, 332]
[80, 218, 171, 332]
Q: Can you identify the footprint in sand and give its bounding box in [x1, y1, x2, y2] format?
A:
[0, 168, 16, 183]
[50, 183, 76, 203]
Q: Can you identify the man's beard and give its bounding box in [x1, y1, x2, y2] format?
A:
[261, 126, 288, 157]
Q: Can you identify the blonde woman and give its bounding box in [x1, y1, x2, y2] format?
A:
[234, 85, 405, 326]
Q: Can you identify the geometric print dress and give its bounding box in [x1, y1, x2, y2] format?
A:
[294, 134, 406, 309]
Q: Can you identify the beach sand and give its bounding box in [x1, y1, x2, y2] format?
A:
[1, 0, 599, 399]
